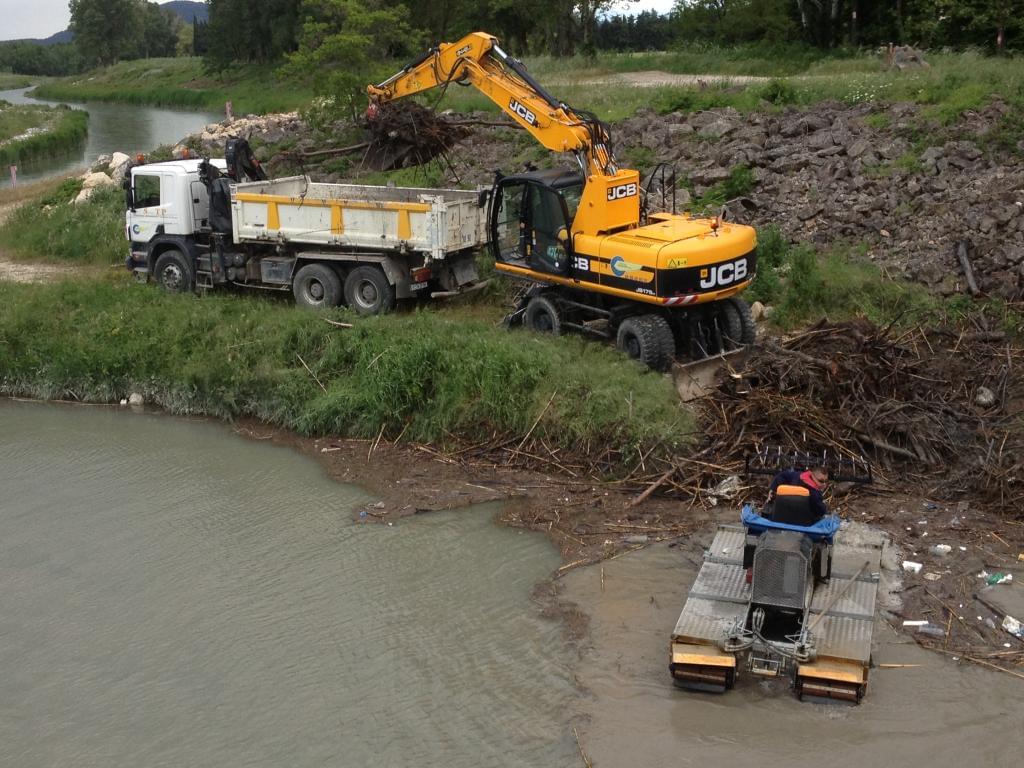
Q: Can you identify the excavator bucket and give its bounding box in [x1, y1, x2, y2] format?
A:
[672, 347, 751, 402]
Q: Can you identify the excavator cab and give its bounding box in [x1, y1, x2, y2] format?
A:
[490, 170, 583, 276]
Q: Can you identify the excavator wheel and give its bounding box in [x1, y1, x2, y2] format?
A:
[616, 314, 675, 371]
[715, 301, 745, 350]
[524, 295, 563, 335]
[726, 297, 757, 345]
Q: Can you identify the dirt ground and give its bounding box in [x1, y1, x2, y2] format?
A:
[549, 70, 768, 88]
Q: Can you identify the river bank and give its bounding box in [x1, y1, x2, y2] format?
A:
[0, 102, 88, 167]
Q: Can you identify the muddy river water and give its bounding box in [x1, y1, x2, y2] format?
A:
[0, 400, 578, 767]
[564, 545, 1024, 768]
[2, 399, 1022, 766]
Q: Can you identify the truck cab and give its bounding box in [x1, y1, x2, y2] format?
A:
[125, 159, 227, 280]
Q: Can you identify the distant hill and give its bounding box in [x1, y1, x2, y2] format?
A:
[5, 2, 208, 46]
[162, 1, 209, 24]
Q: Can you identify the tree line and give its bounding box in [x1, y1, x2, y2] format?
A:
[0, 0, 1019, 79]
[202, 0, 1023, 65]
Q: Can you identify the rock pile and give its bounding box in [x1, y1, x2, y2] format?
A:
[189, 112, 305, 157]
[73, 151, 132, 204]
[614, 100, 1024, 299]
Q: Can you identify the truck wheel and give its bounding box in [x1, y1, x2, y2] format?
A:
[616, 314, 675, 371]
[524, 295, 562, 335]
[153, 249, 194, 293]
[293, 263, 342, 309]
[726, 297, 757, 345]
[344, 266, 396, 315]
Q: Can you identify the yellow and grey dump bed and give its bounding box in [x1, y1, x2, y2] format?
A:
[230, 176, 488, 259]
[670, 524, 882, 701]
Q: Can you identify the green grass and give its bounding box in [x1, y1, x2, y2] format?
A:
[746, 225, 940, 329]
[0, 104, 88, 166]
[0, 73, 35, 89]
[522, 43, 836, 79]
[32, 58, 313, 115]
[0, 279, 689, 467]
[0, 184, 122, 265]
[0, 103, 48, 142]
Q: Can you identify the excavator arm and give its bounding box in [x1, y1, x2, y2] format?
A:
[368, 32, 613, 175]
[368, 32, 641, 235]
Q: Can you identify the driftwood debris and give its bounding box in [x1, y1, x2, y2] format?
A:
[957, 240, 981, 297]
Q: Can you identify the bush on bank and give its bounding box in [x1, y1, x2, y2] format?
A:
[0, 280, 690, 468]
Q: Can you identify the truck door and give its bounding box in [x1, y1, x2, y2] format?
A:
[190, 180, 210, 230]
[128, 171, 173, 243]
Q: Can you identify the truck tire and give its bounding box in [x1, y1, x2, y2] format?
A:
[616, 314, 675, 371]
[726, 296, 757, 345]
[153, 249, 194, 293]
[344, 266, 396, 315]
[524, 295, 562, 335]
[293, 263, 342, 309]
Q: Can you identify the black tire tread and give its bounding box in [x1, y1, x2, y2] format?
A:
[617, 314, 675, 371]
[343, 265, 396, 315]
[294, 263, 343, 309]
[727, 296, 757, 345]
[524, 295, 563, 335]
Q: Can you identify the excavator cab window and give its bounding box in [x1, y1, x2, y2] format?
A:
[491, 179, 572, 275]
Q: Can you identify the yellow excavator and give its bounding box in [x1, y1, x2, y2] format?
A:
[368, 32, 758, 370]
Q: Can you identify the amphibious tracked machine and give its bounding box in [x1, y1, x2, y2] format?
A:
[369, 32, 758, 369]
[670, 452, 882, 702]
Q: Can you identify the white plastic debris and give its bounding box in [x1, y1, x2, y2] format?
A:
[930, 544, 952, 555]
[902, 620, 928, 627]
[1002, 615, 1022, 638]
[902, 561, 923, 574]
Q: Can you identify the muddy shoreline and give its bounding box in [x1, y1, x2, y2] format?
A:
[231, 414, 1024, 668]
[11, 397, 1024, 670]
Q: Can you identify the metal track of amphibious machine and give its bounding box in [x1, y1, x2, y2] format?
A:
[669, 524, 882, 702]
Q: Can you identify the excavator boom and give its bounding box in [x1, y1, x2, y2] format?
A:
[368, 32, 639, 236]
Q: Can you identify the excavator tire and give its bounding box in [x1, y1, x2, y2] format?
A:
[524, 295, 563, 335]
[617, 314, 675, 371]
[716, 301, 745, 350]
[726, 297, 757, 345]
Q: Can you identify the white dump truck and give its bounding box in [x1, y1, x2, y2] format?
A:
[124, 143, 488, 314]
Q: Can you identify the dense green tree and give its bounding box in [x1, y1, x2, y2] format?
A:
[0, 42, 83, 76]
[205, 0, 302, 68]
[280, 0, 417, 120]
[69, 0, 140, 66]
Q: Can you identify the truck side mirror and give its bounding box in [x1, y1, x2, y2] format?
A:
[123, 171, 135, 212]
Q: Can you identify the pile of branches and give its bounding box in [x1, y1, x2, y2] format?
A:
[364, 101, 470, 171]
[702, 318, 1022, 512]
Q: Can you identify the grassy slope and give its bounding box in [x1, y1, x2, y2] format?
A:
[32, 57, 313, 115]
[0, 104, 89, 165]
[0, 73, 35, 90]
[0, 279, 689, 466]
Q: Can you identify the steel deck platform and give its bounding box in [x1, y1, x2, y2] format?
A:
[672, 524, 882, 666]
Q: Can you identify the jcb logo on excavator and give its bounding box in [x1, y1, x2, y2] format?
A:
[606, 183, 638, 201]
[699, 258, 748, 289]
[508, 99, 538, 127]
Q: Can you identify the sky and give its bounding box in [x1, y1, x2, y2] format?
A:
[0, 0, 676, 42]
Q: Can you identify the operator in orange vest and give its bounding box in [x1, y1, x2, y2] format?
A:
[766, 466, 830, 524]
